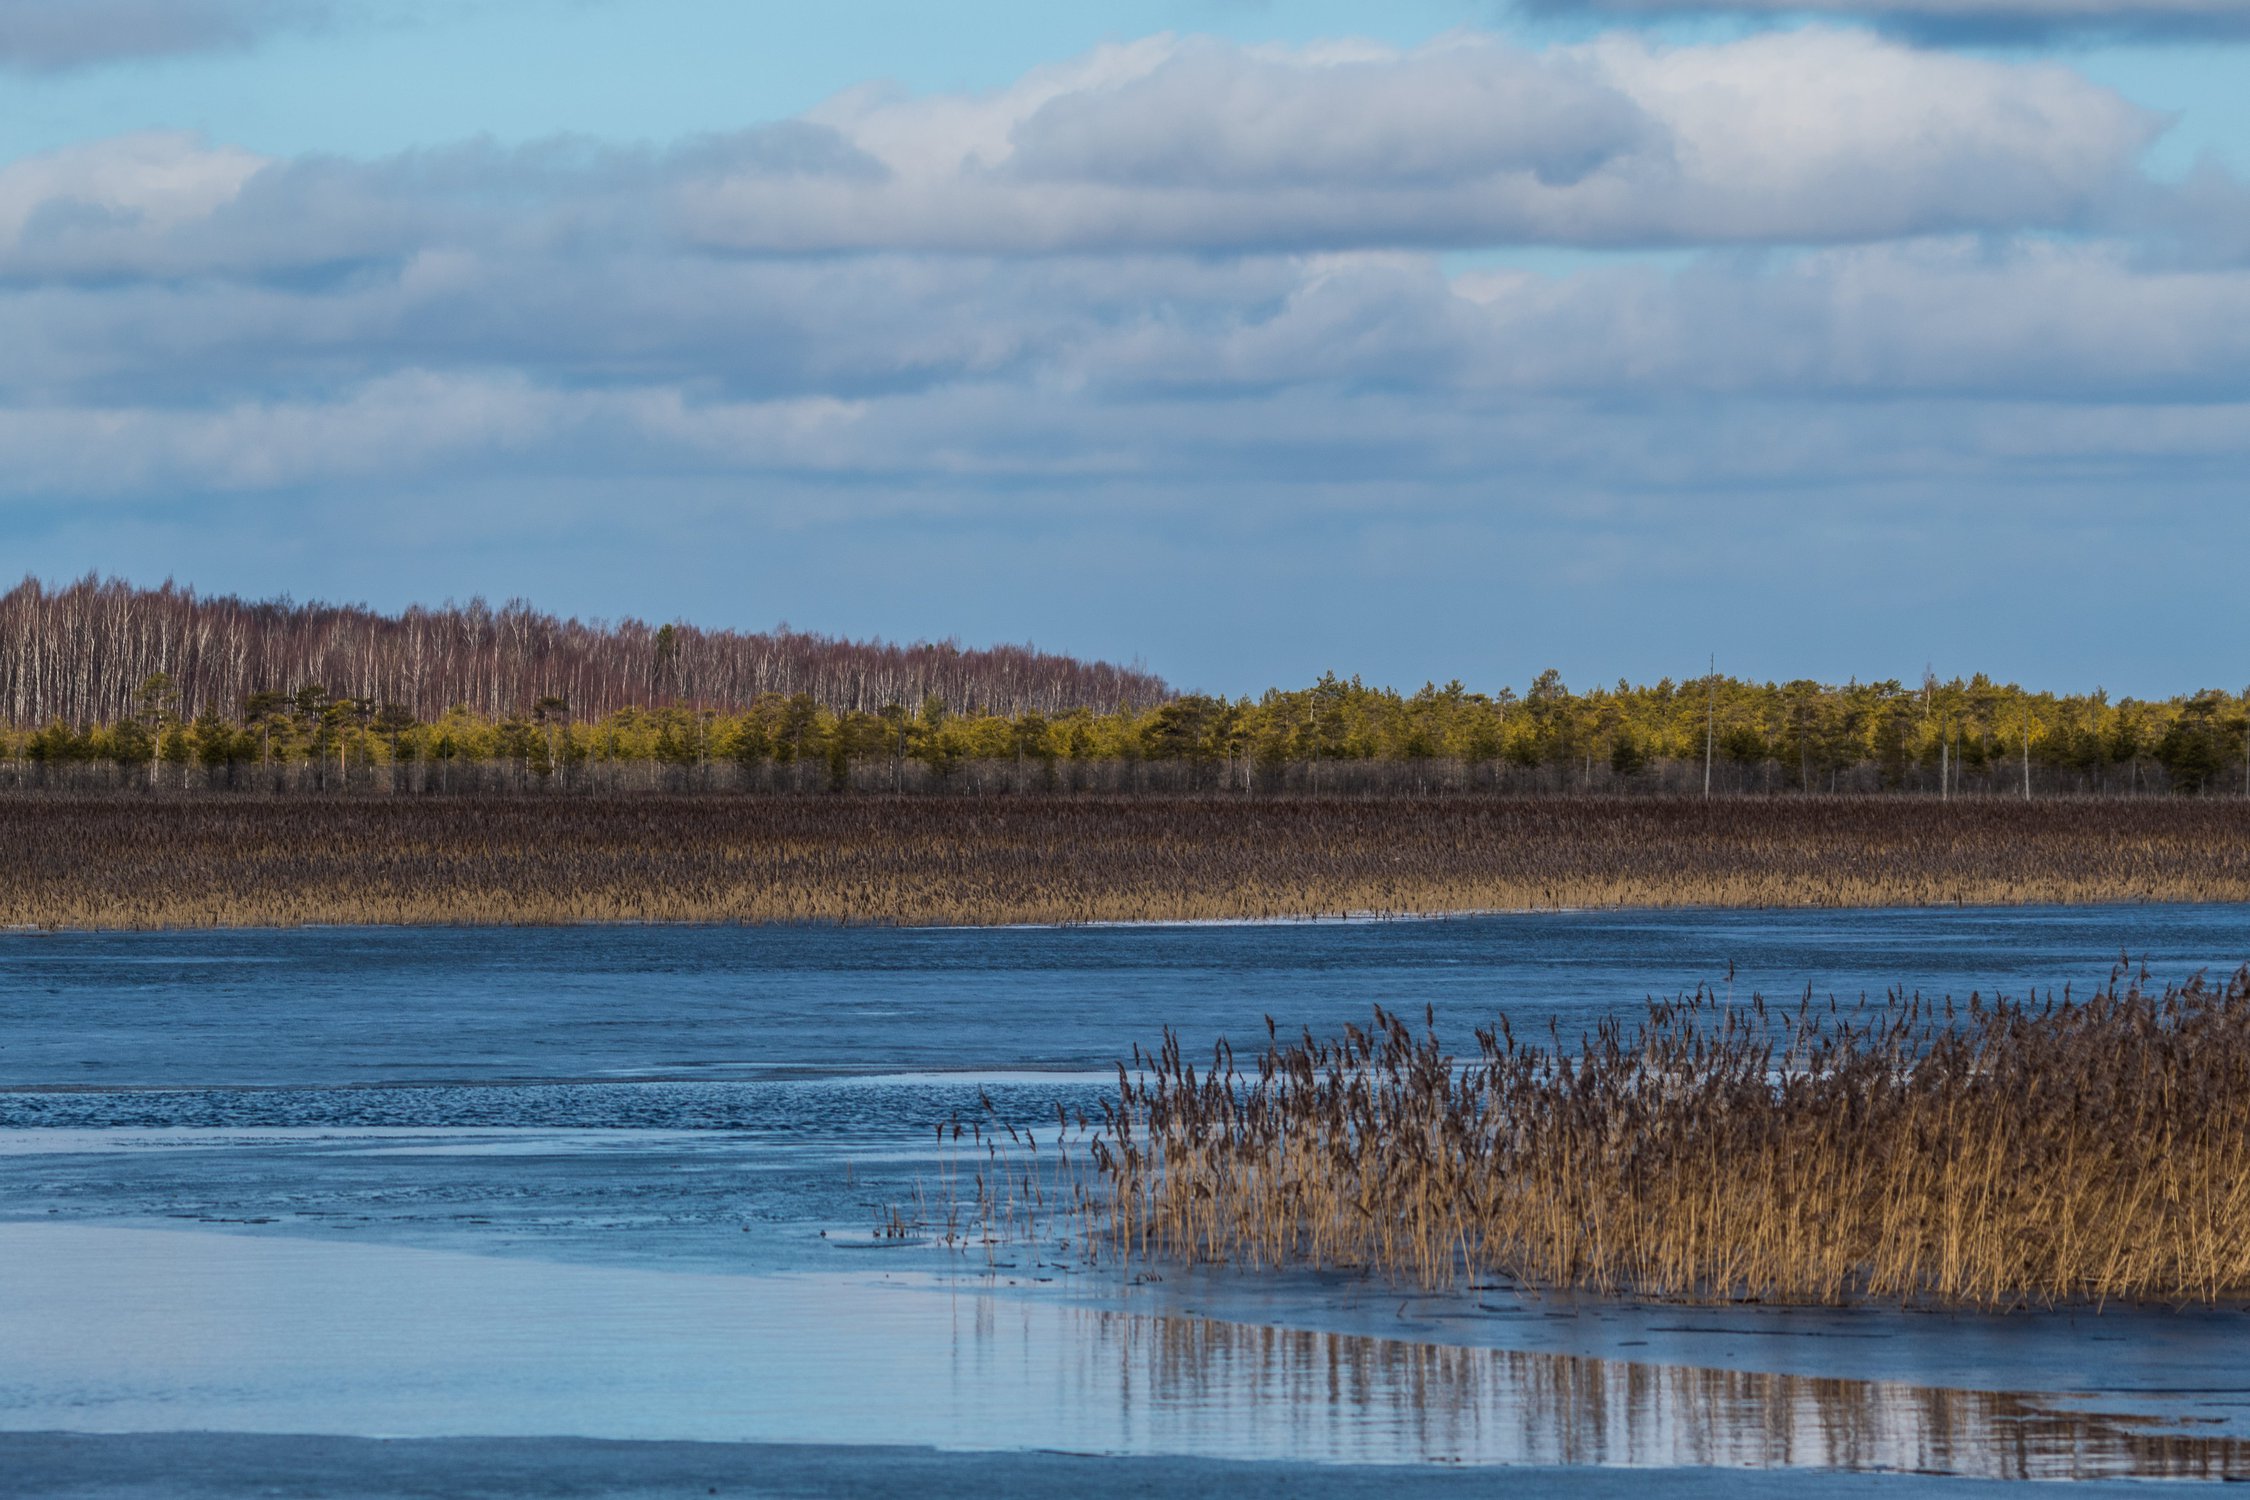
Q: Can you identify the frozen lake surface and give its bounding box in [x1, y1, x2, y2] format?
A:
[6, 904, 2243, 1086]
[6, 1222, 2248, 1482]
[4, 907, 2249, 1493]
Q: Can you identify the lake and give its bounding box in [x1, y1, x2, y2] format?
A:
[3, 906, 2248, 1494]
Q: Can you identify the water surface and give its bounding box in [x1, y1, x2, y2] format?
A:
[3, 1222, 2243, 1481]
[4, 906, 2248, 1488]
[5, 904, 2238, 1087]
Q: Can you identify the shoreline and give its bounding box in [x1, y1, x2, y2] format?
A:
[5, 895, 2248, 938]
[1, 1431, 2125, 1498]
[1, 905, 1575, 936]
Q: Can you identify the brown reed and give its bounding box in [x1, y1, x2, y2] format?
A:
[3, 794, 2249, 930]
[1084, 966, 2250, 1308]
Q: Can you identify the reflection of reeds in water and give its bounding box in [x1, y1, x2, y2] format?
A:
[1094, 1312, 2250, 1480]
[6, 794, 2250, 928]
[1084, 967, 2250, 1308]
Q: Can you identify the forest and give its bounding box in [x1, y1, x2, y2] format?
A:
[3, 575, 2246, 796]
[0, 574, 1163, 725]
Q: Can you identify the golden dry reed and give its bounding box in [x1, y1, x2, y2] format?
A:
[4, 794, 2250, 930]
[1087, 966, 2250, 1308]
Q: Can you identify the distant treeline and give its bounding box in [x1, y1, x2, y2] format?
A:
[5, 658, 2247, 797]
[0, 575, 1165, 725]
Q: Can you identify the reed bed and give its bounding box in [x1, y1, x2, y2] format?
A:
[3, 794, 2249, 929]
[1082, 967, 2250, 1308]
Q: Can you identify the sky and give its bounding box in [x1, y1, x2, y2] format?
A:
[2, 0, 2247, 698]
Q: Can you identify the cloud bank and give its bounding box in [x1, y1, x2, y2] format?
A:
[0, 30, 2166, 281]
[0, 30, 2229, 481]
[1, 28, 2245, 687]
[0, 0, 321, 71]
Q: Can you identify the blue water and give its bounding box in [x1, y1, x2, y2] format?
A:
[3, 906, 2248, 1485]
[4, 905, 2239, 1090]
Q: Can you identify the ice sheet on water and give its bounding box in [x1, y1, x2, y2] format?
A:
[2, 1224, 2245, 1482]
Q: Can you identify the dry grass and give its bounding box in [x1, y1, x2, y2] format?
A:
[1085, 966, 2250, 1308]
[3, 793, 2249, 929]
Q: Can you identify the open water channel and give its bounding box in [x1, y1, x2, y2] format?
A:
[3, 907, 2248, 1494]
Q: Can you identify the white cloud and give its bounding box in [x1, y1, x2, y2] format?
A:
[0, 26, 2238, 551]
[9, 232, 2250, 504]
[0, 132, 266, 247]
[0, 371, 551, 493]
[681, 30, 2162, 252]
[1571, 32, 2158, 240]
[998, 36, 1650, 190]
[9, 362, 2250, 511]
[0, 30, 2167, 282]
[2, 20, 2244, 693]
[17, 232, 2250, 415]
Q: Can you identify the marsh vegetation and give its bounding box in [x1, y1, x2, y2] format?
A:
[961, 966, 2250, 1309]
[7, 794, 2250, 929]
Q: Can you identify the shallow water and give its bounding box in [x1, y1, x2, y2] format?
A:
[3, 1222, 2245, 1482]
[5, 904, 2239, 1087]
[3, 906, 2248, 1487]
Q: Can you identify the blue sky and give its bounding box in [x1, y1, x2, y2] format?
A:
[2, 0, 2247, 696]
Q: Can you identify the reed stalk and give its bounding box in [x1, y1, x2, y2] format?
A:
[1083, 967, 2250, 1308]
[4, 794, 2248, 929]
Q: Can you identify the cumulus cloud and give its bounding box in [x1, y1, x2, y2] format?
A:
[0, 0, 321, 71]
[1266, 242, 2250, 401]
[0, 26, 2240, 560]
[0, 132, 266, 252]
[1518, 0, 2250, 42]
[687, 31, 2163, 252]
[0, 30, 2167, 281]
[6, 241, 2250, 501]
[9, 358, 2249, 513]
[13, 230, 2250, 420]
[999, 39, 1652, 190]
